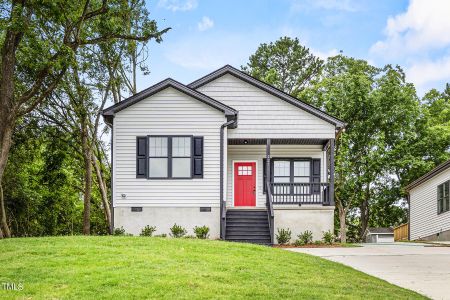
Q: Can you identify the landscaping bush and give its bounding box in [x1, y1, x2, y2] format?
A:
[314, 240, 323, 245]
[276, 228, 291, 245]
[297, 230, 313, 244]
[170, 223, 187, 238]
[322, 230, 334, 245]
[140, 225, 156, 237]
[193, 225, 210, 239]
[113, 227, 127, 236]
[154, 234, 167, 238]
[293, 239, 305, 246]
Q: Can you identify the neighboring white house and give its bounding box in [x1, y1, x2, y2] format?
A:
[102, 65, 345, 244]
[365, 228, 394, 243]
[406, 160, 450, 241]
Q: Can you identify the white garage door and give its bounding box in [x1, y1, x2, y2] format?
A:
[377, 235, 394, 243]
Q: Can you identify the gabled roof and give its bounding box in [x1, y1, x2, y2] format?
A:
[188, 65, 346, 128]
[405, 160, 450, 192]
[102, 78, 238, 124]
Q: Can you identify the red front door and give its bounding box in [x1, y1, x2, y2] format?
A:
[234, 162, 256, 206]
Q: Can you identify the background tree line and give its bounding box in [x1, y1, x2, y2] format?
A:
[0, 6, 448, 241]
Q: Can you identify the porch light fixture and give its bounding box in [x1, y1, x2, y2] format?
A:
[243, 140, 249, 144]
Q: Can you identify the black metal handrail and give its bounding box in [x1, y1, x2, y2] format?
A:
[270, 182, 330, 205]
[266, 181, 275, 244]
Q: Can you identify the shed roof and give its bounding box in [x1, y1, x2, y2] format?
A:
[366, 227, 394, 234]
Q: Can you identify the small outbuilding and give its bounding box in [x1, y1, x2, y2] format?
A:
[365, 227, 394, 243]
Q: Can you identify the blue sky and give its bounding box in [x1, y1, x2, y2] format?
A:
[140, 0, 450, 96]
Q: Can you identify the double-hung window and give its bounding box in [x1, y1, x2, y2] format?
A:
[438, 181, 450, 214]
[148, 136, 191, 179]
[272, 159, 311, 195]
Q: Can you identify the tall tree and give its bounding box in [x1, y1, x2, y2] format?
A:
[0, 0, 169, 237]
[242, 37, 323, 97]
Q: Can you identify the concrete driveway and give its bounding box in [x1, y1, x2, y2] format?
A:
[287, 243, 450, 300]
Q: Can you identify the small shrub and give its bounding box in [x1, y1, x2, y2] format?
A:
[140, 225, 156, 237]
[322, 230, 334, 245]
[154, 233, 167, 238]
[113, 227, 126, 236]
[314, 240, 323, 245]
[276, 228, 292, 245]
[170, 223, 187, 238]
[298, 230, 313, 244]
[184, 235, 197, 239]
[293, 239, 305, 247]
[193, 225, 210, 239]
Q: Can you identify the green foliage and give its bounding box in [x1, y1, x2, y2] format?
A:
[193, 225, 210, 239]
[113, 227, 127, 236]
[169, 224, 187, 238]
[276, 228, 292, 245]
[140, 225, 156, 237]
[297, 230, 313, 245]
[154, 234, 167, 238]
[314, 240, 323, 245]
[322, 231, 335, 245]
[294, 239, 305, 247]
[242, 36, 323, 97]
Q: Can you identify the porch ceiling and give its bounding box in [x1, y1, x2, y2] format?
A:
[227, 138, 328, 145]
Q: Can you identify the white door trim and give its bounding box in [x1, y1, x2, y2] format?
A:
[231, 160, 258, 207]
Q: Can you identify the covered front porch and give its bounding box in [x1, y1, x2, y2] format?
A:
[221, 138, 336, 244]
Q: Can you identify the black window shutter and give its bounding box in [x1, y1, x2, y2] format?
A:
[312, 159, 321, 194]
[192, 136, 203, 178]
[136, 136, 148, 178]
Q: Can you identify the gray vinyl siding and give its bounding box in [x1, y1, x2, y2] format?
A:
[409, 167, 450, 240]
[197, 74, 336, 139]
[113, 87, 226, 207]
[226, 144, 327, 208]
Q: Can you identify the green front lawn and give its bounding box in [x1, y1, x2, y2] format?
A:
[0, 236, 425, 299]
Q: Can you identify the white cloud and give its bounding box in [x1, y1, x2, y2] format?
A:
[197, 17, 214, 31]
[290, 0, 361, 13]
[158, 0, 198, 12]
[311, 48, 339, 60]
[370, 0, 450, 57]
[405, 55, 450, 93]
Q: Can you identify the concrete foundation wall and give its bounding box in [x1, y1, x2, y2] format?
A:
[114, 207, 220, 238]
[274, 206, 335, 243]
[419, 228, 450, 241]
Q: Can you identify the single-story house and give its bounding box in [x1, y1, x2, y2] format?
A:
[102, 65, 345, 244]
[365, 227, 394, 243]
[405, 160, 450, 241]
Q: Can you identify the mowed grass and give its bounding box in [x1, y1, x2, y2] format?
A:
[0, 236, 426, 299]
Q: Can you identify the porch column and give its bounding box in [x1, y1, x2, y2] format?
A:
[329, 138, 335, 206]
[266, 139, 271, 188]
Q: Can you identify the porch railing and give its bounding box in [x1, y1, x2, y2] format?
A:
[270, 182, 330, 205]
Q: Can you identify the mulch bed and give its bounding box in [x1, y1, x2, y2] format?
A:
[273, 244, 348, 248]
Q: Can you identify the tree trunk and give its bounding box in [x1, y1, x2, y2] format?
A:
[336, 200, 347, 243]
[359, 184, 370, 240]
[81, 120, 92, 235]
[0, 183, 11, 237]
[92, 153, 112, 234]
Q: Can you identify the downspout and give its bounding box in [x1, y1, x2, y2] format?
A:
[407, 193, 410, 241]
[104, 115, 114, 234]
[220, 117, 237, 240]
